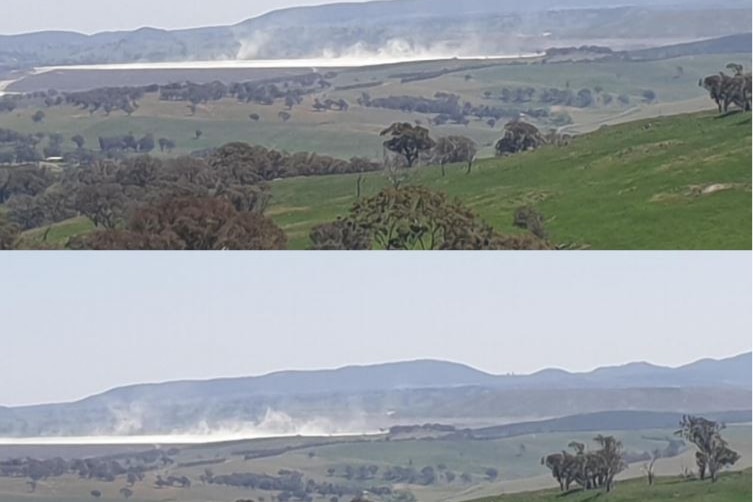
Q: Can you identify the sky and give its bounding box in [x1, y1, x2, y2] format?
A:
[0, 0, 374, 35]
[0, 252, 750, 407]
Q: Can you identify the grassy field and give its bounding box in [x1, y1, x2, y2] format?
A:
[6, 53, 751, 250]
[469, 469, 752, 502]
[1, 425, 748, 502]
[269, 109, 752, 250]
[0, 53, 747, 160]
[15, 109, 751, 250]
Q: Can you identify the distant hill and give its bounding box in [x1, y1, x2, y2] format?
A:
[0, 0, 750, 68]
[629, 33, 753, 60]
[0, 353, 749, 438]
[77, 352, 752, 405]
[471, 409, 752, 439]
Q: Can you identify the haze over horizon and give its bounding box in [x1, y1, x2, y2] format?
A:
[1, 252, 750, 408]
[0, 0, 375, 36]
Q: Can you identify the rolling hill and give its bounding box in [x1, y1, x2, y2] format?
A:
[0, 0, 750, 68]
[267, 109, 752, 250]
[0, 353, 749, 438]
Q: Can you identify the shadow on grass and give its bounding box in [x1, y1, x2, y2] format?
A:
[712, 110, 745, 120]
[556, 488, 596, 499]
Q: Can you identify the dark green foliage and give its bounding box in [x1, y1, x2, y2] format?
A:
[71, 196, 287, 250]
[495, 121, 546, 156]
[316, 186, 550, 250]
[381, 123, 436, 168]
[676, 415, 741, 482]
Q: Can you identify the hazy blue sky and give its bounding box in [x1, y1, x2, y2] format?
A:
[0, 252, 750, 406]
[0, 0, 374, 35]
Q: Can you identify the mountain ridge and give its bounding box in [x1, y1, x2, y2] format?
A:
[0, 0, 749, 68]
[10, 352, 751, 411]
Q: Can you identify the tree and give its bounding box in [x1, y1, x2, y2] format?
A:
[676, 415, 740, 482]
[593, 435, 626, 492]
[73, 183, 127, 229]
[513, 206, 547, 239]
[72, 196, 287, 250]
[249, 113, 261, 122]
[484, 468, 499, 481]
[0, 212, 19, 250]
[32, 110, 46, 123]
[91, 491, 102, 499]
[72, 134, 86, 149]
[195, 129, 203, 140]
[642, 450, 660, 486]
[641, 89, 657, 103]
[380, 123, 436, 168]
[320, 186, 550, 250]
[120, 487, 134, 499]
[137, 133, 155, 153]
[158, 137, 176, 153]
[309, 219, 371, 250]
[278, 111, 292, 122]
[495, 121, 546, 156]
[430, 136, 477, 175]
[6, 194, 46, 230]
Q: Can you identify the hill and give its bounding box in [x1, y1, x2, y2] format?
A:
[467, 469, 751, 502]
[471, 410, 752, 439]
[629, 33, 753, 60]
[0, 0, 750, 68]
[0, 354, 749, 437]
[269, 110, 752, 249]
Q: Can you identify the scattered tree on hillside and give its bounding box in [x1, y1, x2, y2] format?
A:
[380, 123, 435, 168]
[119, 487, 134, 499]
[430, 136, 477, 175]
[32, 110, 46, 123]
[642, 449, 661, 486]
[542, 436, 627, 492]
[485, 468, 499, 481]
[157, 137, 176, 153]
[495, 121, 546, 156]
[137, 133, 155, 153]
[72, 134, 86, 149]
[195, 129, 203, 140]
[675, 415, 740, 482]
[91, 491, 102, 499]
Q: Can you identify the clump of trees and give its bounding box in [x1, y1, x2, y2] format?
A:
[495, 121, 547, 156]
[541, 436, 627, 493]
[310, 186, 551, 250]
[0, 127, 45, 164]
[699, 64, 752, 113]
[71, 196, 287, 250]
[360, 92, 552, 127]
[675, 415, 740, 482]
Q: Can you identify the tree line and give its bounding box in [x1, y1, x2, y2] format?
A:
[541, 416, 740, 494]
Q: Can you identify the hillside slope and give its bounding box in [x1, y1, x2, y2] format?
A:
[269, 110, 752, 249]
[467, 469, 751, 502]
